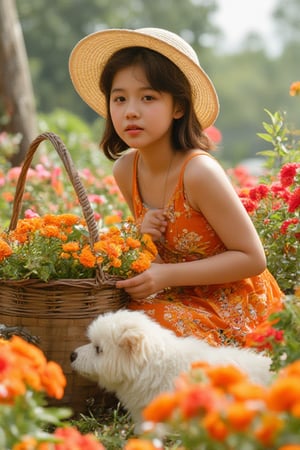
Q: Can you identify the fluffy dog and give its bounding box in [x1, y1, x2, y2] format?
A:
[70, 309, 271, 426]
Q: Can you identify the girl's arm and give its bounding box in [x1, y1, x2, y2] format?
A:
[116, 155, 267, 300]
[112, 150, 135, 215]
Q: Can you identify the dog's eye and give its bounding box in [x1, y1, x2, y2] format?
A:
[95, 345, 102, 354]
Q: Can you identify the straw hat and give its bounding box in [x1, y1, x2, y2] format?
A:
[69, 27, 219, 129]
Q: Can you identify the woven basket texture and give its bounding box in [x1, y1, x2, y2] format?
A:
[0, 132, 128, 411]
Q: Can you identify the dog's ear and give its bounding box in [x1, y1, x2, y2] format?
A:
[119, 328, 149, 366]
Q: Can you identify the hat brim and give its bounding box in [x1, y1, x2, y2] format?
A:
[69, 29, 219, 129]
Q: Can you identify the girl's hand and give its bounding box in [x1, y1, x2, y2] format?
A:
[116, 263, 167, 300]
[140, 209, 167, 241]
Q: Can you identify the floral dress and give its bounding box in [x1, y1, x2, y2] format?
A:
[128, 150, 283, 346]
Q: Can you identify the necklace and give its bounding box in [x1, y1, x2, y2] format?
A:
[161, 153, 174, 209]
[138, 153, 174, 209]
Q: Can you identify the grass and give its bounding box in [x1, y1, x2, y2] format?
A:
[70, 403, 135, 449]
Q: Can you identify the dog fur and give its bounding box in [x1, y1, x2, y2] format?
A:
[70, 309, 271, 426]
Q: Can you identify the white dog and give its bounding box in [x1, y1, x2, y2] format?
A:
[70, 309, 271, 426]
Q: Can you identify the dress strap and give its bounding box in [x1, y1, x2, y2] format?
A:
[177, 150, 215, 186]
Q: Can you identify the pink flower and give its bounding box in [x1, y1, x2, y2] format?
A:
[24, 209, 40, 219]
[204, 126, 222, 143]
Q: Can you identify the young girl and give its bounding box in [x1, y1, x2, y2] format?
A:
[69, 28, 283, 346]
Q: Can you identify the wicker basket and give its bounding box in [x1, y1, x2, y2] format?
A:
[0, 132, 129, 412]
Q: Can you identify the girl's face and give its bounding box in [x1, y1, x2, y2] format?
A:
[109, 64, 183, 151]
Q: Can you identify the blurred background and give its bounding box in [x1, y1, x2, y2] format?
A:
[0, 0, 299, 168]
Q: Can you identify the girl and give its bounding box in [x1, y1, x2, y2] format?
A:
[69, 28, 282, 346]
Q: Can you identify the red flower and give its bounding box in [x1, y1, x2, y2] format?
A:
[279, 163, 300, 188]
[249, 184, 270, 201]
[240, 197, 258, 213]
[288, 187, 300, 213]
[280, 218, 299, 235]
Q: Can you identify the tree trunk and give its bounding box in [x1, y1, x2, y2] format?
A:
[0, 0, 38, 166]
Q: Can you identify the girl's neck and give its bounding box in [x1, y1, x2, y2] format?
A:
[137, 146, 176, 174]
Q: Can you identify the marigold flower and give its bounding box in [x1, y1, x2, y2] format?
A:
[228, 381, 266, 401]
[254, 413, 284, 446]
[267, 377, 300, 413]
[110, 257, 122, 268]
[202, 411, 228, 441]
[131, 252, 152, 273]
[205, 364, 247, 389]
[62, 241, 80, 252]
[125, 439, 163, 450]
[40, 361, 67, 399]
[0, 238, 12, 261]
[279, 446, 300, 450]
[226, 401, 257, 430]
[143, 391, 179, 422]
[104, 214, 122, 225]
[78, 246, 96, 268]
[126, 236, 142, 249]
[12, 436, 39, 450]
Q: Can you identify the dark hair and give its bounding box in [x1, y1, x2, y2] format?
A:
[99, 47, 214, 160]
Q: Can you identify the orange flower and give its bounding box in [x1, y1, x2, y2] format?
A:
[104, 214, 122, 225]
[40, 224, 63, 239]
[0, 238, 12, 261]
[289, 81, 300, 96]
[267, 377, 300, 413]
[62, 241, 80, 252]
[78, 246, 96, 268]
[202, 411, 228, 441]
[179, 384, 217, 419]
[228, 381, 266, 401]
[54, 426, 105, 449]
[110, 257, 122, 268]
[125, 439, 163, 450]
[10, 335, 47, 369]
[40, 361, 66, 399]
[126, 236, 141, 249]
[131, 252, 152, 273]
[226, 401, 257, 431]
[205, 364, 247, 389]
[279, 446, 300, 450]
[254, 412, 283, 446]
[143, 391, 179, 422]
[12, 437, 39, 450]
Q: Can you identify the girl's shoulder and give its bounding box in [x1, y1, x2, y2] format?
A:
[112, 148, 137, 172]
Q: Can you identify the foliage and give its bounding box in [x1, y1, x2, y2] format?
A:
[137, 359, 300, 450]
[0, 141, 129, 229]
[247, 292, 300, 373]
[236, 108, 300, 293]
[0, 214, 157, 282]
[16, 0, 218, 120]
[0, 335, 105, 449]
[239, 160, 299, 293]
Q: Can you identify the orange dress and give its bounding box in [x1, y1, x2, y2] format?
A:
[128, 151, 283, 346]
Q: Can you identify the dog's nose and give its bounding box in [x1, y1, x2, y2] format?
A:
[70, 351, 77, 362]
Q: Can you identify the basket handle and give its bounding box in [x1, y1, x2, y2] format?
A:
[9, 132, 106, 278]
